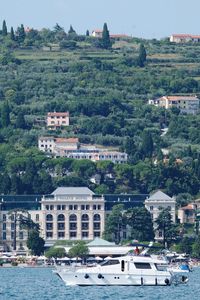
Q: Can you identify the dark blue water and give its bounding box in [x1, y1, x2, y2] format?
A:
[0, 267, 199, 300]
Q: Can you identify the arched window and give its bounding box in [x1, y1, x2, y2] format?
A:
[81, 214, 89, 221]
[69, 214, 77, 222]
[57, 214, 65, 221]
[46, 214, 53, 221]
[93, 214, 100, 221]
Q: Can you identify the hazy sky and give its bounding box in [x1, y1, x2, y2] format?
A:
[1, 0, 199, 39]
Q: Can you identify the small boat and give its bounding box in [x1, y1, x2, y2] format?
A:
[54, 254, 188, 286]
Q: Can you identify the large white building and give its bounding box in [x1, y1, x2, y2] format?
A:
[41, 187, 105, 243]
[38, 136, 128, 164]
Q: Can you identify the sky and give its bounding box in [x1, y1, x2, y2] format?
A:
[1, 0, 200, 39]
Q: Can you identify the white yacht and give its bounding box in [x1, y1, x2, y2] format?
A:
[54, 254, 186, 286]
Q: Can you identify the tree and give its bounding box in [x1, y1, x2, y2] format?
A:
[53, 23, 64, 32]
[86, 30, 89, 36]
[68, 25, 76, 35]
[8, 209, 29, 251]
[1, 102, 10, 128]
[155, 208, 177, 247]
[2, 20, 7, 36]
[137, 44, 147, 67]
[68, 241, 89, 260]
[16, 24, 26, 43]
[27, 229, 45, 256]
[126, 207, 154, 241]
[16, 111, 26, 129]
[10, 27, 15, 41]
[104, 204, 125, 243]
[101, 23, 111, 49]
[45, 247, 66, 259]
[141, 131, 154, 158]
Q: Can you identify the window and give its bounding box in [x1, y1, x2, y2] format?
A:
[70, 232, 77, 238]
[50, 205, 54, 210]
[19, 232, 23, 240]
[57, 214, 65, 221]
[58, 223, 65, 230]
[94, 231, 100, 237]
[46, 214, 53, 221]
[45, 205, 49, 210]
[69, 214, 77, 222]
[93, 214, 100, 221]
[81, 214, 89, 221]
[3, 214, 6, 221]
[93, 205, 96, 210]
[3, 232, 6, 240]
[150, 206, 154, 211]
[82, 223, 89, 230]
[57, 205, 61, 210]
[58, 232, 65, 238]
[46, 232, 53, 238]
[70, 223, 77, 230]
[61, 205, 66, 210]
[134, 263, 151, 269]
[3, 223, 6, 230]
[98, 205, 101, 210]
[36, 214, 39, 221]
[100, 260, 120, 266]
[11, 232, 14, 240]
[158, 231, 163, 237]
[94, 223, 100, 230]
[11, 223, 15, 230]
[82, 232, 88, 238]
[46, 223, 53, 230]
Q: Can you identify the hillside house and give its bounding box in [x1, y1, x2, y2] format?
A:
[149, 95, 200, 114]
[170, 34, 200, 43]
[47, 112, 69, 130]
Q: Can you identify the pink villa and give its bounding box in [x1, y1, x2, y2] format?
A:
[170, 34, 200, 43]
[47, 112, 69, 130]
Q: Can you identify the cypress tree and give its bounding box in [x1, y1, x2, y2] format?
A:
[1, 101, 10, 127]
[138, 43, 147, 67]
[86, 30, 89, 36]
[2, 20, 7, 36]
[10, 26, 15, 41]
[101, 23, 111, 49]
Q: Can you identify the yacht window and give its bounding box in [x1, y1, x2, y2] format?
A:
[100, 260, 120, 266]
[155, 264, 168, 271]
[134, 263, 151, 269]
[121, 260, 125, 272]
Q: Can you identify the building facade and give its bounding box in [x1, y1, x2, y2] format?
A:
[40, 187, 105, 243]
[0, 189, 178, 252]
[38, 136, 128, 164]
[47, 112, 69, 130]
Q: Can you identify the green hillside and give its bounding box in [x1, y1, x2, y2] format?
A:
[0, 22, 200, 199]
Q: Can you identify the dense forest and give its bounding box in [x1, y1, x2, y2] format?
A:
[0, 20, 200, 203]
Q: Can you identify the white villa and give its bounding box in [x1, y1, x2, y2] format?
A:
[47, 112, 69, 130]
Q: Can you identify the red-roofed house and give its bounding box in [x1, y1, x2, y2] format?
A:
[149, 95, 200, 114]
[170, 34, 200, 43]
[47, 112, 69, 129]
[178, 203, 197, 224]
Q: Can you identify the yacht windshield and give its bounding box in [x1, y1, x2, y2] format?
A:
[100, 260, 120, 266]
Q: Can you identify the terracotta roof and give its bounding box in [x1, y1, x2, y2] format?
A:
[163, 96, 199, 101]
[172, 34, 200, 39]
[92, 29, 102, 33]
[110, 34, 129, 38]
[47, 112, 69, 117]
[180, 204, 195, 210]
[55, 138, 79, 143]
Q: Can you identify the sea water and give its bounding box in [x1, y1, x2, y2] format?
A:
[0, 267, 199, 300]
